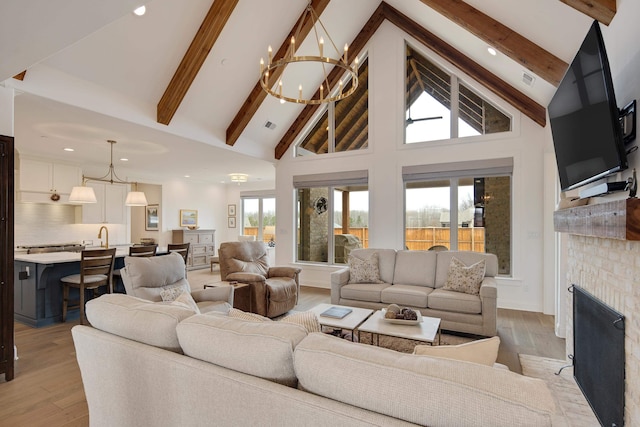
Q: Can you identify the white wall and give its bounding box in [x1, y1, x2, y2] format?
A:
[0, 86, 14, 136]
[276, 22, 555, 313]
[156, 178, 273, 251]
[130, 183, 162, 245]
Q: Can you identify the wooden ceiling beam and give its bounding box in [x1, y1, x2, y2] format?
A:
[13, 71, 26, 81]
[559, 0, 616, 25]
[418, 0, 568, 86]
[384, 4, 546, 127]
[225, 0, 331, 147]
[157, 0, 239, 125]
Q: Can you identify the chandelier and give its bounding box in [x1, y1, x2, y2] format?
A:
[259, 1, 358, 105]
[69, 140, 148, 206]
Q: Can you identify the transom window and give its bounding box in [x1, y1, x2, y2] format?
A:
[295, 57, 369, 156]
[405, 44, 511, 144]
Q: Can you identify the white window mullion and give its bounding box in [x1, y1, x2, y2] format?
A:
[450, 75, 459, 138]
[450, 179, 458, 250]
[327, 187, 335, 263]
[257, 199, 264, 242]
[328, 102, 335, 153]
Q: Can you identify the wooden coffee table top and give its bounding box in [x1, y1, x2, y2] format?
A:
[358, 310, 441, 344]
[309, 303, 373, 331]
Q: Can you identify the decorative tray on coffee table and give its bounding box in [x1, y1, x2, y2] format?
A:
[381, 308, 423, 325]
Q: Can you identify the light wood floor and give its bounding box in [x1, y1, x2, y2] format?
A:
[0, 269, 566, 426]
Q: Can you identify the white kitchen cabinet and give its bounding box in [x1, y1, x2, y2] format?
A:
[79, 182, 127, 224]
[18, 159, 81, 203]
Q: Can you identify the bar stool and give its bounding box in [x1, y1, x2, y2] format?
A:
[61, 248, 116, 324]
[168, 243, 190, 276]
[167, 243, 190, 264]
[113, 244, 158, 292]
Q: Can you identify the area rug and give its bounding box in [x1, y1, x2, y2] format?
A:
[519, 354, 599, 426]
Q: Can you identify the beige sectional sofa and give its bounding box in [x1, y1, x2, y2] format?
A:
[72, 293, 564, 426]
[331, 249, 498, 336]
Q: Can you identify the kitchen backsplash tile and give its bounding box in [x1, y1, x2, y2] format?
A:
[15, 203, 127, 247]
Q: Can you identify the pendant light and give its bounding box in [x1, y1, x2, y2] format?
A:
[69, 140, 148, 206]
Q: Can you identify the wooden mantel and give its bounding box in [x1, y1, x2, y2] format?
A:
[553, 198, 640, 240]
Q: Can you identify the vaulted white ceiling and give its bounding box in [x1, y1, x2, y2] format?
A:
[1, 0, 594, 185]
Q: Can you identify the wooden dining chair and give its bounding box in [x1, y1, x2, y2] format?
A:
[167, 243, 190, 264]
[128, 244, 158, 257]
[113, 245, 158, 291]
[61, 248, 116, 325]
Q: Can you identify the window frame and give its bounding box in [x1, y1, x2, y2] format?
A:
[403, 42, 512, 145]
[294, 55, 369, 157]
[240, 193, 276, 244]
[294, 171, 369, 265]
[402, 159, 513, 276]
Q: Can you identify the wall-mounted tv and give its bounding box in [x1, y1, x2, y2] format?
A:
[548, 20, 628, 192]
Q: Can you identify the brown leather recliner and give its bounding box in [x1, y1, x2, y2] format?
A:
[218, 241, 301, 318]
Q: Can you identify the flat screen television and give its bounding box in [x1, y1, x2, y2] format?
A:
[548, 20, 628, 191]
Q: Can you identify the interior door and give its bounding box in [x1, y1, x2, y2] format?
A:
[0, 135, 15, 381]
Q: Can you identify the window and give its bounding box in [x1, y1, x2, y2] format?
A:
[294, 171, 368, 264]
[241, 196, 276, 245]
[405, 44, 511, 144]
[296, 57, 369, 156]
[403, 159, 512, 275]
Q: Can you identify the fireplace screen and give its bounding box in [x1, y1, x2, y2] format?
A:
[572, 285, 625, 426]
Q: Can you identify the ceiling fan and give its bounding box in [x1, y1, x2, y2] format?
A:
[406, 106, 443, 126]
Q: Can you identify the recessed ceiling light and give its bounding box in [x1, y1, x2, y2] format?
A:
[120, 158, 129, 161]
[487, 47, 497, 56]
[64, 148, 74, 152]
[133, 5, 146, 16]
[184, 175, 190, 178]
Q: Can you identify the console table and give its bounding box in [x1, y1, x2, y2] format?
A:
[172, 229, 215, 270]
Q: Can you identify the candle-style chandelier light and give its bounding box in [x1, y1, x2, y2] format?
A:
[259, 1, 358, 105]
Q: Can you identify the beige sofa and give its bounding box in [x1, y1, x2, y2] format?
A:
[331, 249, 498, 336]
[73, 293, 564, 426]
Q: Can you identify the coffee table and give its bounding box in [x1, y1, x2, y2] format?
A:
[358, 310, 441, 346]
[309, 303, 373, 341]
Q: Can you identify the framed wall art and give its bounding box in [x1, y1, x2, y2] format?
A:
[145, 204, 159, 231]
[228, 204, 236, 216]
[180, 209, 198, 227]
[228, 216, 236, 228]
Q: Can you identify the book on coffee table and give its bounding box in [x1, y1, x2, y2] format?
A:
[320, 306, 353, 319]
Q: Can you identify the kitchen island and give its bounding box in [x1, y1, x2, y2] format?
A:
[14, 248, 129, 327]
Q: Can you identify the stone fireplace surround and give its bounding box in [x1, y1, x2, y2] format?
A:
[565, 234, 639, 424]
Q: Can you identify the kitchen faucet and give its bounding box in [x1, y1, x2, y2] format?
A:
[98, 226, 109, 249]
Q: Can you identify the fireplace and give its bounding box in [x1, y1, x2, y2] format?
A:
[572, 285, 625, 426]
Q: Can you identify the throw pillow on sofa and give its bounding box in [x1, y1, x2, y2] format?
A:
[413, 336, 500, 366]
[348, 252, 384, 284]
[442, 257, 485, 295]
[227, 308, 321, 334]
[168, 291, 201, 314]
[280, 311, 322, 333]
[227, 307, 272, 322]
[160, 285, 186, 302]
